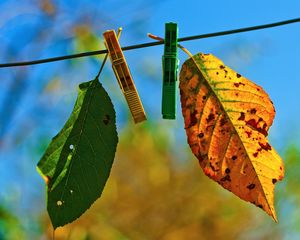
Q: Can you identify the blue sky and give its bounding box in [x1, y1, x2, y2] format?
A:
[0, 0, 299, 238]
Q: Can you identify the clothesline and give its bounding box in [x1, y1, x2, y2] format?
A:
[0, 17, 299, 68]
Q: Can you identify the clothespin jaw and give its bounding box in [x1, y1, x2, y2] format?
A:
[162, 22, 179, 120]
[103, 30, 146, 124]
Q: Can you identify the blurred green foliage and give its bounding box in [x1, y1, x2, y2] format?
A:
[40, 122, 289, 240]
[0, 206, 25, 240]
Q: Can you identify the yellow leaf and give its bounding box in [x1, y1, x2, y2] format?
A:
[179, 53, 284, 222]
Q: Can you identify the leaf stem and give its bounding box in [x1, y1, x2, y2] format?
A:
[147, 33, 194, 58]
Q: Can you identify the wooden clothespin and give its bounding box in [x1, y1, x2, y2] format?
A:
[162, 22, 179, 119]
[103, 29, 146, 124]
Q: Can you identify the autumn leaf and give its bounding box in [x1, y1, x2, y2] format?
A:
[179, 53, 284, 221]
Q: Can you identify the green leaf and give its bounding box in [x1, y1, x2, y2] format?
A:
[37, 78, 118, 228]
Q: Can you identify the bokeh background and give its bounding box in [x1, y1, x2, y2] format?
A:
[0, 0, 300, 239]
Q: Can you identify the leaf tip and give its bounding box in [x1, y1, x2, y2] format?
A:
[260, 200, 279, 223]
[271, 211, 278, 223]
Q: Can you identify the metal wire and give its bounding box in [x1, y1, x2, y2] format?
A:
[0, 18, 299, 68]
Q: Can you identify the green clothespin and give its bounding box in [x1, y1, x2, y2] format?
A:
[162, 22, 179, 119]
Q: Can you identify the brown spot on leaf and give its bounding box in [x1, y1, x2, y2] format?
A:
[210, 162, 217, 172]
[257, 147, 263, 152]
[246, 119, 256, 127]
[250, 108, 257, 114]
[238, 112, 245, 121]
[103, 114, 110, 125]
[197, 154, 206, 162]
[263, 123, 267, 130]
[245, 119, 268, 136]
[198, 132, 204, 138]
[234, 83, 240, 87]
[189, 110, 198, 127]
[258, 142, 272, 151]
[245, 131, 252, 138]
[221, 175, 231, 182]
[253, 152, 258, 157]
[236, 73, 241, 78]
[225, 168, 230, 174]
[247, 183, 255, 190]
[206, 113, 215, 123]
[272, 179, 277, 184]
[219, 65, 225, 69]
[220, 118, 227, 126]
[202, 95, 207, 100]
[231, 155, 237, 161]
